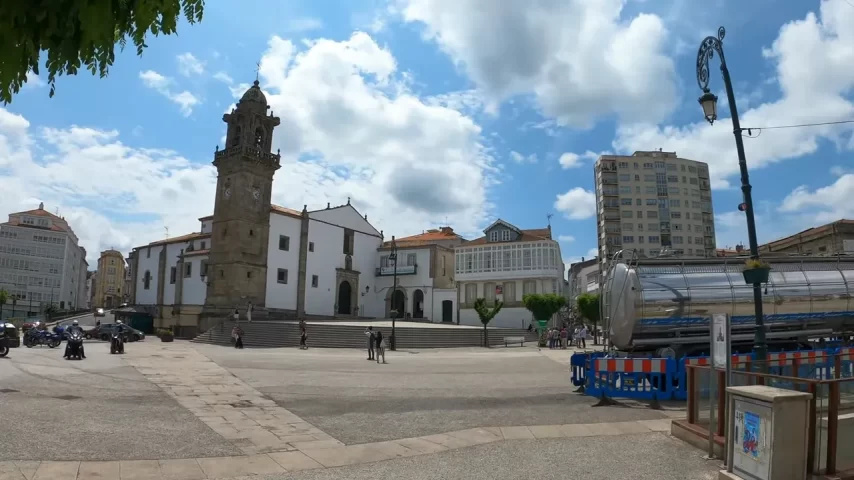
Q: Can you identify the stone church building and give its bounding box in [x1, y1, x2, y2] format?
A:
[128, 80, 386, 335]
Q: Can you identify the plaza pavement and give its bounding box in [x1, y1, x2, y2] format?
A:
[0, 341, 717, 479]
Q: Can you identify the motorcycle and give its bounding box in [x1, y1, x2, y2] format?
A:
[110, 331, 125, 354]
[24, 329, 61, 348]
[0, 324, 9, 357]
[65, 330, 85, 360]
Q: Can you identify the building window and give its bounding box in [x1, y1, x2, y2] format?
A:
[501, 230, 511, 241]
[309, 242, 314, 252]
[170, 267, 177, 284]
[246, 271, 252, 279]
[621, 210, 633, 218]
[649, 236, 661, 243]
[623, 236, 634, 243]
[279, 235, 290, 251]
[343, 229, 354, 255]
[380, 255, 389, 267]
[249, 229, 254, 237]
[200, 260, 208, 277]
[143, 270, 151, 290]
[523, 280, 536, 296]
[146, 248, 151, 259]
[406, 253, 417, 266]
[489, 231, 498, 242]
[484, 282, 496, 303]
[621, 198, 632, 205]
[503, 281, 516, 303]
[465, 283, 477, 304]
[201, 241, 206, 250]
[441, 255, 446, 276]
[277, 268, 288, 284]
[184, 262, 192, 278]
[311, 275, 319, 288]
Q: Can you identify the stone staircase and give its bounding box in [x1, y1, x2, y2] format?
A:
[191, 320, 539, 349]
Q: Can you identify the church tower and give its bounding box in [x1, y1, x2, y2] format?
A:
[205, 80, 280, 309]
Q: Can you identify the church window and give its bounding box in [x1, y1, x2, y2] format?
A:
[249, 229, 254, 237]
[255, 127, 264, 148]
[143, 270, 151, 290]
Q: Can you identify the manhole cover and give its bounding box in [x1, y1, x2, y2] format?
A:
[0, 388, 18, 393]
[54, 395, 81, 401]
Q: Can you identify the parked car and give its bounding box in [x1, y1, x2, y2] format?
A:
[97, 324, 145, 342]
[94, 308, 106, 317]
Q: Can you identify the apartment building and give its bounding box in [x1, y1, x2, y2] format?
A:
[758, 220, 854, 256]
[94, 249, 126, 308]
[594, 151, 716, 271]
[0, 203, 88, 316]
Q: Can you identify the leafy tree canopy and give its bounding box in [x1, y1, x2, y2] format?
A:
[522, 293, 566, 321]
[576, 293, 600, 324]
[473, 298, 503, 325]
[0, 0, 205, 104]
[0, 289, 8, 305]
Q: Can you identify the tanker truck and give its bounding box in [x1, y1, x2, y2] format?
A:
[601, 252, 854, 358]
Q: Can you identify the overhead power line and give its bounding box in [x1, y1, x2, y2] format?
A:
[739, 119, 854, 139]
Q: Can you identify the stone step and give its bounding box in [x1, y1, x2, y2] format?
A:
[192, 321, 539, 349]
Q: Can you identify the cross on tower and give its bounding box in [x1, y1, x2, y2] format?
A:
[255, 61, 261, 82]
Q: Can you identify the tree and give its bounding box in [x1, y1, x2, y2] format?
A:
[44, 303, 57, 322]
[576, 293, 601, 345]
[0, 0, 205, 104]
[523, 293, 566, 347]
[0, 289, 7, 320]
[473, 298, 503, 348]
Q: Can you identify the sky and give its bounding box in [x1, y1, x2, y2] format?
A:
[2, 0, 854, 273]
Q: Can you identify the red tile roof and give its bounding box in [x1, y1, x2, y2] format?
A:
[382, 227, 464, 248]
[464, 227, 552, 246]
[3, 206, 74, 235]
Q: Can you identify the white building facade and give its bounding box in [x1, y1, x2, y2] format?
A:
[0, 203, 88, 317]
[567, 257, 599, 306]
[455, 220, 565, 329]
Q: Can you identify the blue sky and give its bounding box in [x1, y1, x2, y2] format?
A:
[1, 0, 853, 270]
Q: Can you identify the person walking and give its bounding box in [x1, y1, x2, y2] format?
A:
[232, 325, 244, 349]
[233, 308, 240, 323]
[365, 326, 375, 360]
[375, 329, 385, 364]
[560, 326, 568, 349]
[299, 328, 308, 350]
[579, 324, 588, 349]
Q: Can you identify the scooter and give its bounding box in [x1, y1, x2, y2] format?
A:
[110, 331, 125, 354]
[65, 330, 85, 360]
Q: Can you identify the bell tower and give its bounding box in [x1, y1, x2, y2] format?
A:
[205, 80, 280, 309]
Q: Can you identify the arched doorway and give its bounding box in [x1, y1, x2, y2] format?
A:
[337, 281, 352, 315]
[413, 289, 424, 318]
[390, 289, 405, 318]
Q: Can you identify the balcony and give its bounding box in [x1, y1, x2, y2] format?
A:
[603, 213, 620, 220]
[602, 175, 618, 185]
[602, 188, 619, 196]
[599, 163, 617, 173]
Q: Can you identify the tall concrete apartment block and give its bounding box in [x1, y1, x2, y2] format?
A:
[594, 151, 716, 271]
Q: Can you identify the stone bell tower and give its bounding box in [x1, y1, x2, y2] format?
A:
[204, 80, 281, 309]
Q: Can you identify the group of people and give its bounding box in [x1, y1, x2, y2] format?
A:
[364, 326, 386, 363]
[231, 317, 308, 349]
[546, 324, 590, 349]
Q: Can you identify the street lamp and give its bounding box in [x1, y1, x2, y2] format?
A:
[696, 26, 767, 368]
[389, 236, 398, 351]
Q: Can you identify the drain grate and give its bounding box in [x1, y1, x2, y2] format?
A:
[0, 388, 19, 393]
[54, 395, 81, 401]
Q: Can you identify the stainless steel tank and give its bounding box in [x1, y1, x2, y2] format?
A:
[602, 254, 854, 354]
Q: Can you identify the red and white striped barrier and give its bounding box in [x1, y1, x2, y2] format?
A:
[838, 347, 854, 362]
[594, 358, 667, 374]
[684, 354, 751, 367]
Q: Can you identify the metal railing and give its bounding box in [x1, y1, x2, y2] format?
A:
[685, 352, 854, 475]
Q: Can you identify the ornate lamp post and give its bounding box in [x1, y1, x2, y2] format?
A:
[696, 26, 767, 366]
[389, 236, 398, 351]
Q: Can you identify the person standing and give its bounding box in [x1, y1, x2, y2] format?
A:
[365, 326, 375, 360]
[233, 308, 240, 323]
[375, 329, 385, 364]
[246, 301, 253, 323]
[560, 326, 568, 349]
[579, 324, 588, 349]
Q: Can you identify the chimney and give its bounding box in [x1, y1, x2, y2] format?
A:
[736, 243, 744, 253]
[38, 202, 44, 210]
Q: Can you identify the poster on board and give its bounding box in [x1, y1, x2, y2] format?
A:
[742, 411, 761, 459]
[712, 313, 728, 369]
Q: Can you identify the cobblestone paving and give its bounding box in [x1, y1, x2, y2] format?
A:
[122, 344, 342, 456]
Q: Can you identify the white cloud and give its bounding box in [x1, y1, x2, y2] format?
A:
[285, 17, 323, 32]
[0, 32, 498, 263]
[779, 174, 854, 224]
[213, 72, 234, 84]
[613, 0, 854, 189]
[399, 0, 678, 128]
[509, 151, 537, 164]
[558, 150, 602, 169]
[177, 52, 205, 77]
[138, 70, 201, 116]
[554, 187, 596, 220]
[557, 235, 575, 243]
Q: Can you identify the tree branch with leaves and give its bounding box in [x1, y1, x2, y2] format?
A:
[0, 289, 8, 320]
[473, 298, 503, 348]
[0, 0, 206, 104]
[522, 293, 566, 347]
[575, 293, 600, 345]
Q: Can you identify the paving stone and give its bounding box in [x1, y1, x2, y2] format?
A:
[0, 462, 26, 480]
[196, 455, 285, 478]
[13, 462, 40, 480]
[119, 460, 161, 480]
[394, 438, 448, 455]
[32, 461, 79, 480]
[559, 423, 597, 437]
[613, 421, 653, 435]
[499, 426, 535, 440]
[157, 459, 205, 480]
[267, 452, 324, 472]
[77, 461, 120, 480]
[447, 428, 502, 446]
[300, 445, 395, 468]
[289, 439, 345, 450]
[637, 419, 673, 432]
[418, 433, 476, 450]
[527, 425, 565, 439]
